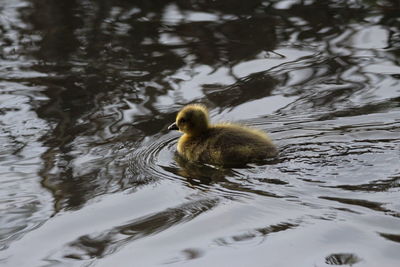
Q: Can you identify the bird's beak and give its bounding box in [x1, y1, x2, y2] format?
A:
[168, 122, 179, 131]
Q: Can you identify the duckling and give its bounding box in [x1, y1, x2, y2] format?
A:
[168, 104, 278, 166]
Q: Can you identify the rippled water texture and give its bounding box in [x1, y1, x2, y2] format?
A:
[1, 0, 399, 266]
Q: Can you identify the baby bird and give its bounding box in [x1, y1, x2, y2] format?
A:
[168, 104, 278, 166]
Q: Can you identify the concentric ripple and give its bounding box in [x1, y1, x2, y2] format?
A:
[127, 133, 179, 185]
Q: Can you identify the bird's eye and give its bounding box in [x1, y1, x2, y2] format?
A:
[179, 118, 186, 124]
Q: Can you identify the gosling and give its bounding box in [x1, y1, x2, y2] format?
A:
[168, 104, 278, 166]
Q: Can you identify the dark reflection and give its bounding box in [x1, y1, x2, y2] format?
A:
[319, 196, 396, 215]
[257, 178, 288, 185]
[21, 1, 81, 60]
[165, 154, 233, 186]
[65, 198, 219, 260]
[215, 222, 297, 246]
[378, 232, 400, 244]
[325, 253, 362, 266]
[203, 73, 278, 109]
[316, 97, 400, 121]
[180, 248, 203, 260]
[65, 235, 109, 259]
[174, 15, 277, 67]
[165, 154, 282, 198]
[327, 176, 400, 192]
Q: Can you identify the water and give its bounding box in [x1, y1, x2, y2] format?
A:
[1, 0, 399, 266]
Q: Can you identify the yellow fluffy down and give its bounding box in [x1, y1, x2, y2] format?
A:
[169, 104, 278, 166]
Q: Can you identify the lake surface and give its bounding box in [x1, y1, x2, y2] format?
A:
[0, 0, 399, 266]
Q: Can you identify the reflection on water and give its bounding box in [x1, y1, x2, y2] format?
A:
[1, 0, 399, 266]
[325, 253, 362, 266]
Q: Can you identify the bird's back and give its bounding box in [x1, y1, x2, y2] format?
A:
[178, 124, 278, 166]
